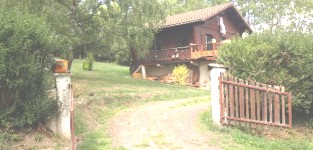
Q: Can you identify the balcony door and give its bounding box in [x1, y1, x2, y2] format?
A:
[206, 34, 214, 50]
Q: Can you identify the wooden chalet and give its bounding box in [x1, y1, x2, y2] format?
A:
[136, 3, 252, 86]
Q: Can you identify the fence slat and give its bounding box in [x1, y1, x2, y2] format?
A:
[281, 87, 286, 124]
[235, 77, 239, 118]
[288, 94, 292, 128]
[256, 83, 261, 121]
[274, 86, 280, 123]
[229, 77, 235, 118]
[239, 79, 244, 119]
[269, 85, 273, 123]
[262, 84, 268, 122]
[225, 74, 229, 120]
[245, 80, 250, 119]
[250, 81, 256, 120]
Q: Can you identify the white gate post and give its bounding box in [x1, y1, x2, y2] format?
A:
[209, 64, 226, 126]
[46, 73, 71, 139]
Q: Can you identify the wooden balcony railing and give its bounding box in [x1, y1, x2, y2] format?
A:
[144, 43, 221, 64]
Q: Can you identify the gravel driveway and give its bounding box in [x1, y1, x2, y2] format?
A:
[109, 98, 221, 150]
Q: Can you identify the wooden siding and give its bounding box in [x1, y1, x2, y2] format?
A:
[155, 24, 193, 50]
[194, 13, 241, 46]
[145, 12, 243, 65]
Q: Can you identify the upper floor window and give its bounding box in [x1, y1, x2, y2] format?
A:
[206, 34, 214, 50]
[151, 38, 162, 51]
[176, 36, 189, 48]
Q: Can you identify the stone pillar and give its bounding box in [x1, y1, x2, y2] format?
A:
[209, 64, 226, 125]
[46, 73, 71, 139]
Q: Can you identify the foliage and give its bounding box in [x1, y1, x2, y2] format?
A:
[0, 8, 58, 128]
[0, 131, 22, 149]
[164, 0, 214, 15]
[85, 52, 95, 71]
[217, 30, 313, 114]
[236, 0, 313, 32]
[173, 64, 189, 85]
[72, 84, 83, 98]
[95, 0, 167, 73]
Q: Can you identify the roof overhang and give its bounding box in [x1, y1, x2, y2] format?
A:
[159, 3, 252, 33]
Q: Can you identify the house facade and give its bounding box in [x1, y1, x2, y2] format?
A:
[135, 3, 252, 86]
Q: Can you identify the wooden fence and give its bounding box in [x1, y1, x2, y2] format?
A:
[219, 74, 292, 128]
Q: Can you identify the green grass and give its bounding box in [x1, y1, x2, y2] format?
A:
[73, 60, 313, 150]
[200, 107, 313, 150]
[170, 96, 210, 109]
[71, 60, 209, 150]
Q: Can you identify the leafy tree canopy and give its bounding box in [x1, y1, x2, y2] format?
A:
[236, 0, 313, 32]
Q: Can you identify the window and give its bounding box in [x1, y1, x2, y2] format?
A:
[206, 34, 214, 50]
[151, 38, 162, 51]
[176, 36, 189, 48]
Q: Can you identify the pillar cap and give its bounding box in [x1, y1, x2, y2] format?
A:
[53, 72, 72, 76]
[208, 63, 226, 68]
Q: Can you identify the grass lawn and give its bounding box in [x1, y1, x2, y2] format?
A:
[72, 60, 313, 150]
[71, 60, 209, 150]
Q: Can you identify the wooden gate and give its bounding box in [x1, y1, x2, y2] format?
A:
[219, 74, 292, 128]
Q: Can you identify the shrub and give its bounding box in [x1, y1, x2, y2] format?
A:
[173, 64, 189, 85]
[218, 30, 313, 114]
[0, 9, 58, 128]
[85, 52, 95, 71]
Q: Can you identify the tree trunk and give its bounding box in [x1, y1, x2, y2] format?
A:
[68, 58, 73, 71]
[66, 47, 74, 71]
[129, 46, 139, 75]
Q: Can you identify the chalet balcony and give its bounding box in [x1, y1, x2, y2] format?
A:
[143, 43, 221, 64]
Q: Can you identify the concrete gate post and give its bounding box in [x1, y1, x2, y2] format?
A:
[209, 64, 226, 126]
[46, 73, 71, 139]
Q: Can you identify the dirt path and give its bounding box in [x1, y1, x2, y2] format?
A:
[109, 98, 221, 150]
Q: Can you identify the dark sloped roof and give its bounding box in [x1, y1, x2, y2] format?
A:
[162, 3, 252, 32]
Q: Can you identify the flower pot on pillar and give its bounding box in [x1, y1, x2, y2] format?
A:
[53, 59, 68, 73]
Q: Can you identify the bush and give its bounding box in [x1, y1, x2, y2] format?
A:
[84, 52, 95, 71]
[0, 9, 58, 128]
[173, 64, 189, 85]
[218, 30, 313, 114]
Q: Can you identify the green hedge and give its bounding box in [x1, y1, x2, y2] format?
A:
[218, 30, 313, 114]
[0, 9, 58, 128]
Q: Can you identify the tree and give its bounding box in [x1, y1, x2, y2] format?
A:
[1, 0, 105, 69]
[95, 0, 167, 73]
[164, 0, 216, 15]
[49, 0, 106, 69]
[236, 0, 313, 32]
